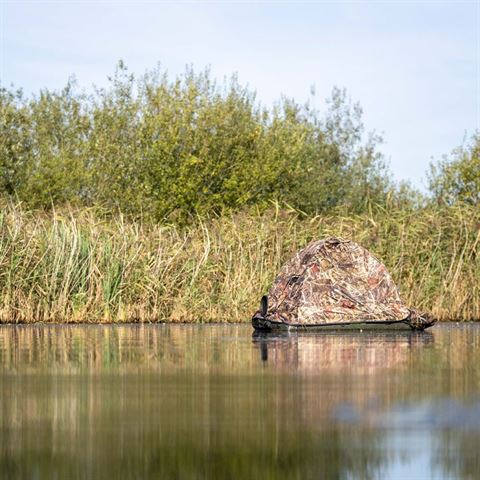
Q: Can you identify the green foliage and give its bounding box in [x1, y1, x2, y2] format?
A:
[428, 133, 480, 206]
[0, 63, 393, 221]
[0, 88, 31, 195]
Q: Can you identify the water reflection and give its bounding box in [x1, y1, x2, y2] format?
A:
[252, 330, 434, 371]
[0, 324, 478, 479]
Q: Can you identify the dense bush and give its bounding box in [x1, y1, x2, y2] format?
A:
[429, 133, 480, 206]
[0, 63, 394, 221]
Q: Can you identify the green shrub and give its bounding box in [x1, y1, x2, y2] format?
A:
[1, 63, 393, 221]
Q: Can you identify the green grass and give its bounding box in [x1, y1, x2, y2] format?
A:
[0, 202, 478, 323]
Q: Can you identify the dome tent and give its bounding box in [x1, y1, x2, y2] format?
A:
[252, 237, 435, 331]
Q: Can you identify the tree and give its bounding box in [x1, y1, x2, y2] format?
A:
[0, 63, 395, 221]
[429, 133, 480, 206]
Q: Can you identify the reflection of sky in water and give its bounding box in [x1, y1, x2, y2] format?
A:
[0, 323, 479, 479]
[333, 398, 480, 429]
[344, 432, 453, 480]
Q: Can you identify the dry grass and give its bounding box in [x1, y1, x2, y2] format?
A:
[0, 202, 478, 323]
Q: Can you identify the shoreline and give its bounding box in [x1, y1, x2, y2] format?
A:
[0, 319, 478, 325]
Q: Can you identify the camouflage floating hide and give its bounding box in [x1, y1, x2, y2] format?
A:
[252, 237, 435, 331]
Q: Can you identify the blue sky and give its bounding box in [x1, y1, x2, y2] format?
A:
[1, 1, 478, 188]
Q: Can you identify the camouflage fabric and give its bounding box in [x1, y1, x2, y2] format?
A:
[261, 237, 413, 325]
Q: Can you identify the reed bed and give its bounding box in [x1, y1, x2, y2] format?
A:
[0, 203, 478, 323]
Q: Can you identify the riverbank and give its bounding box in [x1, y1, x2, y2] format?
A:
[0, 203, 478, 323]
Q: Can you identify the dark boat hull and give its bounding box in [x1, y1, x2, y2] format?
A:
[252, 317, 430, 332]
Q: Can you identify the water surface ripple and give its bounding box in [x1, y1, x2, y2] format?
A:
[0, 323, 479, 479]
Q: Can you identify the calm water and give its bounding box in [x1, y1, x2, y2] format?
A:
[0, 324, 479, 479]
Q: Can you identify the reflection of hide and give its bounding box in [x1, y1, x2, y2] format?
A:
[252, 332, 434, 372]
[252, 331, 436, 431]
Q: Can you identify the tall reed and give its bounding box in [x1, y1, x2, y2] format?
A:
[0, 202, 478, 323]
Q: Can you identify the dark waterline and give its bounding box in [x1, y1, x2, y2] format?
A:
[0, 323, 479, 479]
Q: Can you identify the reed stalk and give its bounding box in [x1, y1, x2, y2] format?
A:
[0, 202, 478, 323]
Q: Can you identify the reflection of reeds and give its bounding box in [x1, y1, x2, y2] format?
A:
[0, 325, 259, 372]
[0, 203, 478, 322]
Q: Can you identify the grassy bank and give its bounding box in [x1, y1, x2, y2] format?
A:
[0, 203, 479, 323]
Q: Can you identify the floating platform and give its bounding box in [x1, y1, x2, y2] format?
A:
[252, 317, 431, 332]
